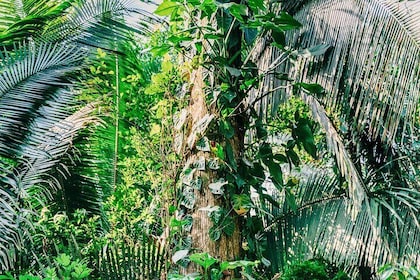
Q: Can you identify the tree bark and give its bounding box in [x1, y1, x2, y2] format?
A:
[184, 67, 242, 277]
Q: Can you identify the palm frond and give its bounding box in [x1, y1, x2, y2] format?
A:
[263, 167, 420, 277]
[0, 0, 22, 32]
[0, 90, 96, 271]
[0, 0, 71, 46]
[300, 92, 367, 218]
[43, 0, 161, 50]
[283, 0, 420, 146]
[99, 236, 167, 280]
[0, 42, 86, 156]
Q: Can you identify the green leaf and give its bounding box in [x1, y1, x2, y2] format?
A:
[222, 216, 235, 236]
[267, 160, 283, 189]
[219, 119, 235, 139]
[256, 119, 268, 139]
[225, 66, 241, 77]
[56, 253, 71, 267]
[258, 143, 272, 164]
[222, 90, 237, 103]
[244, 27, 258, 45]
[380, 266, 395, 280]
[294, 82, 325, 95]
[271, 30, 285, 46]
[154, 1, 181, 16]
[209, 180, 227, 195]
[294, 118, 317, 159]
[248, 0, 266, 12]
[285, 188, 297, 212]
[190, 253, 217, 270]
[225, 142, 237, 171]
[286, 149, 300, 166]
[232, 194, 253, 210]
[220, 260, 259, 272]
[273, 154, 287, 163]
[228, 3, 248, 23]
[299, 43, 331, 57]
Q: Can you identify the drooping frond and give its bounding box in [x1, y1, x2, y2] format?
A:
[43, 0, 161, 50]
[99, 236, 167, 280]
[0, 0, 22, 32]
[0, 0, 71, 46]
[282, 0, 420, 146]
[263, 167, 420, 277]
[0, 97, 96, 271]
[0, 42, 86, 156]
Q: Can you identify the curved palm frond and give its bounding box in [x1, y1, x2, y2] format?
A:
[0, 90, 96, 271]
[0, 42, 86, 156]
[99, 236, 167, 280]
[0, 0, 72, 46]
[0, 0, 22, 32]
[263, 167, 420, 278]
[43, 0, 161, 50]
[252, 0, 420, 276]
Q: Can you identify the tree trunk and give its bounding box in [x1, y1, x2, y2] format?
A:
[183, 67, 242, 277]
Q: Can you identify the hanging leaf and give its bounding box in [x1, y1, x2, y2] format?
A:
[232, 194, 253, 215]
[172, 250, 189, 264]
[271, 30, 285, 46]
[196, 137, 211, 152]
[209, 179, 227, 195]
[256, 119, 268, 139]
[285, 188, 297, 212]
[298, 43, 331, 58]
[221, 90, 237, 103]
[286, 148, 300, 166]
[225, 66, 241, 77]
[294, 82, 325, 95]
[294, 118, 317, 159]
[267, 160, 283, 190]
[258, 143, 272, 164]
[219, 119, 235, 139]
[208, 158, 221, 170]
[180, 187, 196, 209]
[154, 1, 181, 16]
[222, 216, 235, 236]
[209, 226, 221, 241]
[244, 27, 258, 45]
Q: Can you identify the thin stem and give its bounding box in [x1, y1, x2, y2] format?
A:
[113, 53, 119, 191]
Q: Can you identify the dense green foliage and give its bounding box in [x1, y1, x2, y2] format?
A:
[0, 0, 419, 279]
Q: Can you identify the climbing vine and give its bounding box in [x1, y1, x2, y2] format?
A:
[154, 0, 325, 278]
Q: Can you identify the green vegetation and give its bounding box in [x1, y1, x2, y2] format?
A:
[0, 0, 419, 279]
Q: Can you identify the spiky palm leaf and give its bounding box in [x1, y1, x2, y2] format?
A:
[0, 92, 95, 271]
[99, 235, 166, 280]
[0, 0, 159, 272]
[263, 167, 420, 278]
[250, 0, 420, 276]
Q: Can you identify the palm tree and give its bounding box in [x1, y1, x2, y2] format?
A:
[0, 0, 159, 272]
[252, 0, 420, 277]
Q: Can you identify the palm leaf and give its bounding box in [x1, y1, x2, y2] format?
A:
[0, 0, 72, 46]
[263, 167, 420, 277]
[99, 235, 166, 280]
[0, 42, 86, 157]
[280, 0, 420, 146]
[43, 0, 160, 50]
